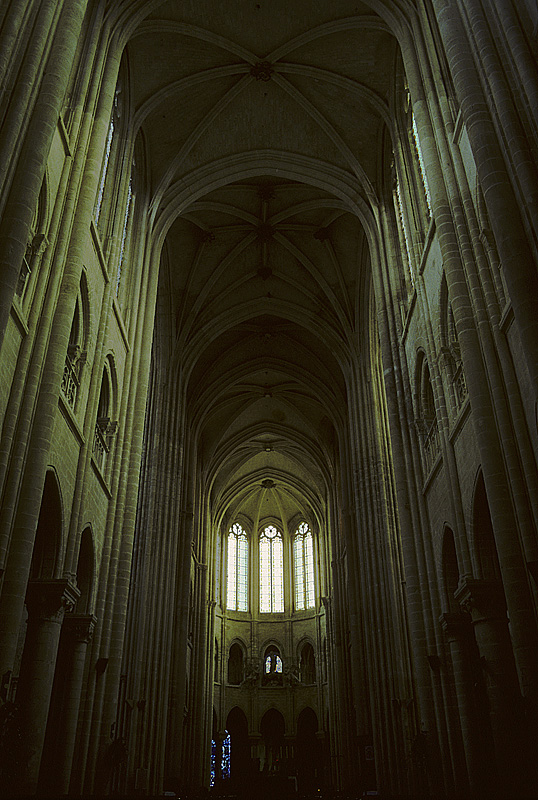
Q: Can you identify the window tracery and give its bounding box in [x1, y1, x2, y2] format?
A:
[93, 357, 118, 473]
[16, 179, 48, 307]
[226, 523, 248, 611]
[294, 521, 315, 610]
[263, 646, 283, 686]
[416, 353, 440, 474]
[440, 277, 468, 414]
[61, 274, 88, 410]
[260, 524, 283, 613]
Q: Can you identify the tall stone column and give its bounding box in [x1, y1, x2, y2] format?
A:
[0, 0, 89, 346]
[39, 613, 97, 795]
[455, 579, 524, 795]
[440, 612, 493, 796]
[13, 579, 79, 797]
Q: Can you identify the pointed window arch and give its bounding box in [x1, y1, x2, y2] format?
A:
[226, 523, 248, 611]
[294, 522, 315, 610]
[263, 646, 283, 685]
[93, 357, 117, 473]
[259, 525, 283, 613]
[416, 352, 440, 473]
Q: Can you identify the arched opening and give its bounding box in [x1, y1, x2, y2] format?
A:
[260, 708, 286, 782]
[30, 470, 62, 580]
[225, 706, 250, 791]
[76, 527, 94, 614]
[227, 643, 244, 685]
[473, 472, 502, 583]
[93, 358, 117, 472]
[262, 645, 283, 686]
[299, 642, 316, 684]
[441, 527, 459, 613]
[296, 707, 321, 793]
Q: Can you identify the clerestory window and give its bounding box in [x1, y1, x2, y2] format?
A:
[259, 525, 283, 613]
[294, 522, 315, 610]
[226, 523, 248, 611]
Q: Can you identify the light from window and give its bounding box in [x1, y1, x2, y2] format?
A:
[394, 177, 414, 286]
[265, 651, 283, 675]
[221, 731, 231, 780]
[226, 523, 248, 611]
[94, 117, 114, 223]
[260, 525, 283, 612]
[411, 113, 432, 216]
[210, 739, 216, 787]
[294, 522, 315, 610]
[116, 175, 133, 295]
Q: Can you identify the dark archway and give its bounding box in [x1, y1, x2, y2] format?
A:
[296, 707, 320, 793]
[473, 472, 502, 582]
[76, 526, 94, 614]
[225, 706, 250, 791]
[299, 642, 316, 684]
[260, 708, 286, 782]
[441, 526, 459, 613]
[227, 643, 244, 685]
[30, 469, 63, 580]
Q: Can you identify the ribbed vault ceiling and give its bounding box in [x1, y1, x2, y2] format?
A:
[130, 1, 397, 527]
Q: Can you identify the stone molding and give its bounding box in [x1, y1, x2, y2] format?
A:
[62, 613, 97, 643]
[25, 580, 80, 623]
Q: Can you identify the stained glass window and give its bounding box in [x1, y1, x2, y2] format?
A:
[221, 731, 231, 780]
[264, 648, 283, 684]
[294, 522, 315, 610]
[260, 525, 283, 613]
[226, 523, 248, 611]
[210, 738, 217, 787]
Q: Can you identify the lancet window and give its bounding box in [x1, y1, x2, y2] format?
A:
[93, 357, 117, 473]
[259, 525, 283, 613]
[294, 521, 315, 610]
[226, 523, 248, 611]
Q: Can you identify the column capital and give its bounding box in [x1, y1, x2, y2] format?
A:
[25, 580, 80, 623]
[454, 578, 506, 620]
[62, 613, 97, 643]
[439, 611, 472, 639]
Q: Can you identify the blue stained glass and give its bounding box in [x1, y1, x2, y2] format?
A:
[221, 731, 231, 780]
[275, 655, 282, 673]
[210, 738, 216, 787]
